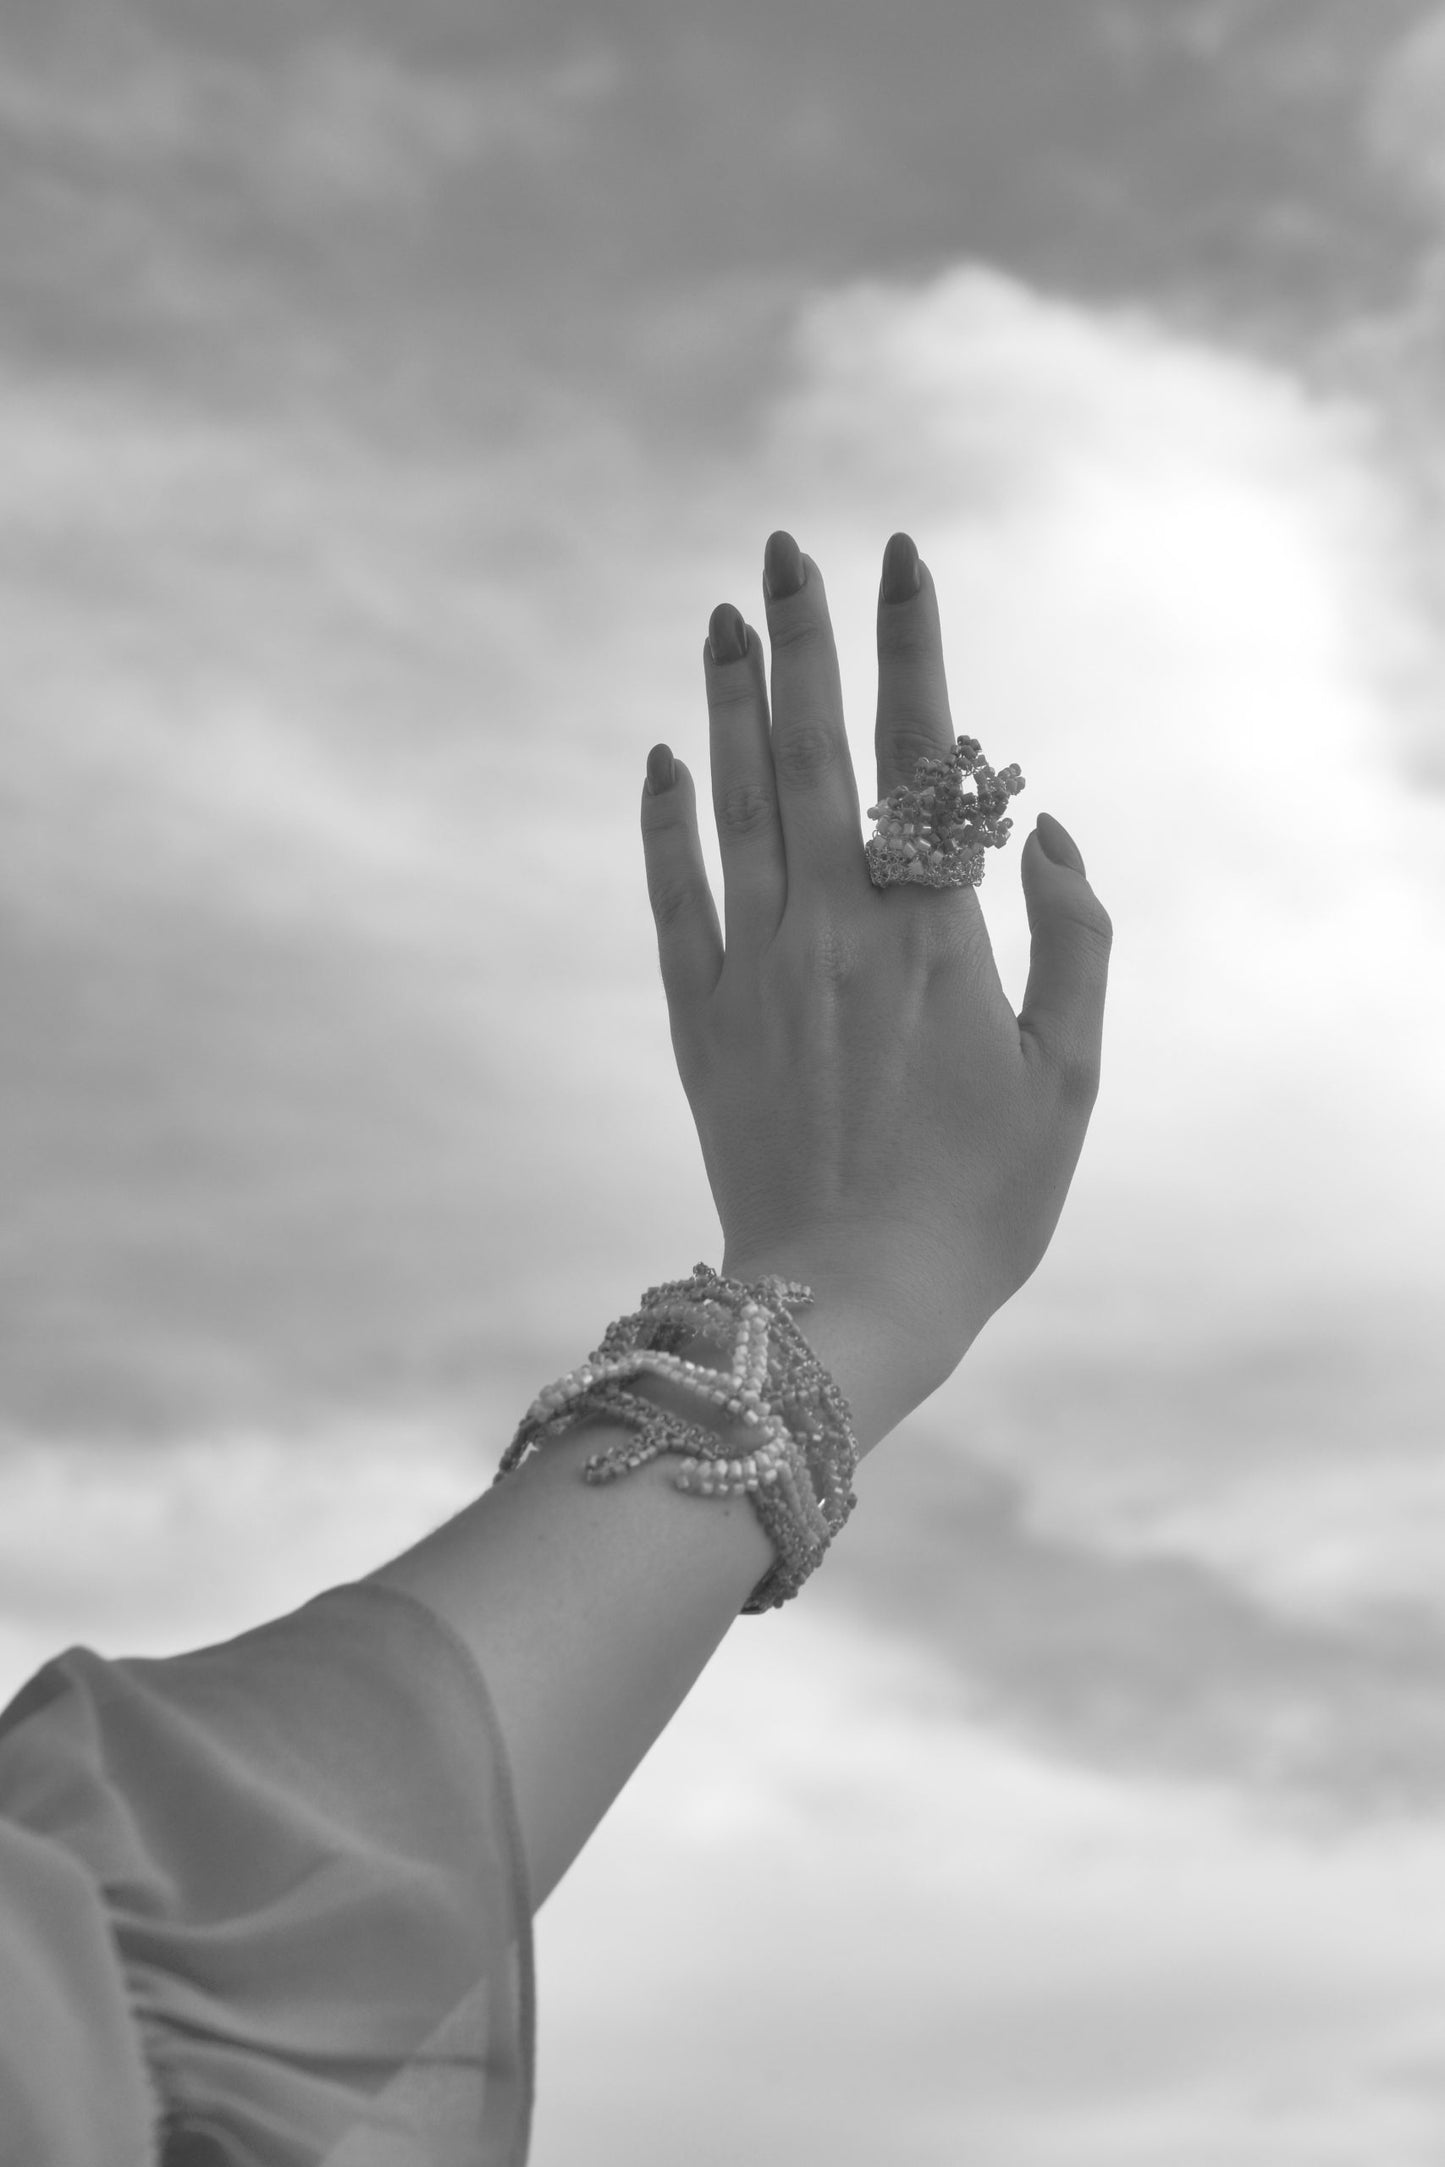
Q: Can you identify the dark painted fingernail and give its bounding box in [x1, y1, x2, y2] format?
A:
[881, 532, 920, 604]
[763, 530, 805, 600]
[646, 744, 676, 795]
[1035, 812, 1085, 874]
[708, 603, 747, 663]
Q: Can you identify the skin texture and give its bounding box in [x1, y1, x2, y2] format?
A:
[641, 529, 1114, 1410]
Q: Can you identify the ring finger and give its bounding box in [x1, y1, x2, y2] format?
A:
[873, 531, 983, 922]
[875, 532, 958, 796]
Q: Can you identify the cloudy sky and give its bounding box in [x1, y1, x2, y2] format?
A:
[3, 0, 1445, 2159]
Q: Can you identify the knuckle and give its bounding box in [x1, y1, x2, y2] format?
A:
[1074, 905, 1114, 966]
[876, 609, 933, 667]
[646, 864, 697, 936]
[707, 672, 758, 717]
[773, 720, 842, 787]
[766, 611, 823, 655]
[713, 775, 776, 840]
[1051, 896, 1113, 968]
[887, 713, 949, 777]
[1055, 1045, 1102, 1112]
[779, 905, 865, 990]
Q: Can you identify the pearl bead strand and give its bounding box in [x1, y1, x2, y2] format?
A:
[496, 1265, 860, 1613]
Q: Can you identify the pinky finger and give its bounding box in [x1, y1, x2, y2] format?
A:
[640, 749, 724, 1012]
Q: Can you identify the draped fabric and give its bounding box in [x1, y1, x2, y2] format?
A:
[0, 1580, 535, 2166]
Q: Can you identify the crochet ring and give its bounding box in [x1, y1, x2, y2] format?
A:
[865, 733, 1026, 890]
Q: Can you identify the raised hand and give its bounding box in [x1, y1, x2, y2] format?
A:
[641, 530, 1112, 1419]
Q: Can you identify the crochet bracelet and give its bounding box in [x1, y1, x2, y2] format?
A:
[493, 1264, 861, 1613]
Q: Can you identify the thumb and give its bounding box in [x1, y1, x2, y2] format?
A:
[1017, 813, 1113, 1105]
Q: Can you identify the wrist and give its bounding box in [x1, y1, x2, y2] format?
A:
[715, 1254, 960, 1458]
[617, 1280, 886, 1462]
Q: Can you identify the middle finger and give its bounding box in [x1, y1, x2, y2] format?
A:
[761, 530, 867, 907]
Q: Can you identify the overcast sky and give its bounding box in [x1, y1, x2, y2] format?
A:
[3, 3, 1445, 2161]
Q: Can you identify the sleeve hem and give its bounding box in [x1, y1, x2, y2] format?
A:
[326, 1576, 537, 2160]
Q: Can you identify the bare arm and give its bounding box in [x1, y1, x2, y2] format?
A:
[372, 527, 1110, 1916]
[366, 1281, 923, 1913]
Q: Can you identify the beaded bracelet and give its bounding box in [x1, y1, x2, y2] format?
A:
[494, 1264, 861, 1613]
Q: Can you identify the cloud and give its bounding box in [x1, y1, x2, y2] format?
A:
[1099, 0, 1283, 70]
[934, 1298, 1445, 1626]
[531, 1603, 1445, 2164]
[721, 265, 1445, 1779]
[0, 1425, 480, 1694]
[749, 266, 1445, 1316]
[2, 230, 1442, 1845]
[1338, 10, 1445, 727]
[1365, 7, 1445, 215]
[4, 260, 1442, 1650]
[5, 27, 1445, 2156]
[0, 359, 624, 1454]
[0, 19, 624, 206]
[828, 1432, 1445, 1824]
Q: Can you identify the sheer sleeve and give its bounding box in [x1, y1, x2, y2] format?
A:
[0, 1578, 535, 2166]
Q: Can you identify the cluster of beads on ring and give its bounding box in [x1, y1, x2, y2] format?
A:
[866, 735, 1025, 890]
[496, 1264, 860, 1612]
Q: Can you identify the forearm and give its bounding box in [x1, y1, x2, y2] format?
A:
[365, 1278, 947, 1913]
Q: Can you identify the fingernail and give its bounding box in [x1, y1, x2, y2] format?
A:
[763, 530, 805, 600]
[646, 744, 676, 795]
[1035, 813, 1085, 875]
[881, 532, 920, 604]
[708, 603, 747, 663]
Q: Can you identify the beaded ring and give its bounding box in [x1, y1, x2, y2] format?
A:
[866, 734, 1025, 889]
[496, 1265, 860, 1613]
